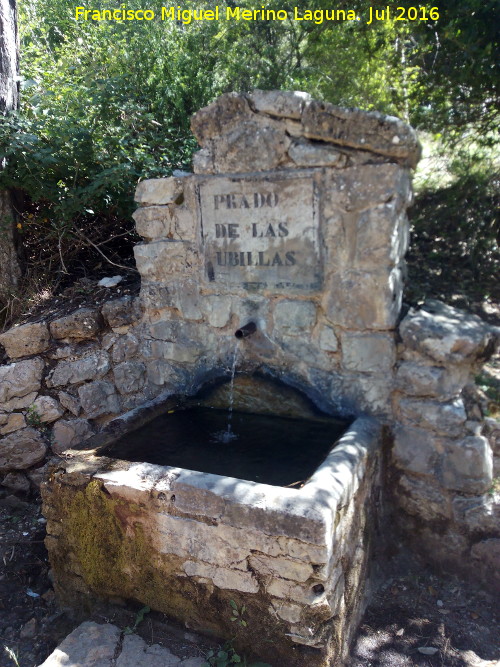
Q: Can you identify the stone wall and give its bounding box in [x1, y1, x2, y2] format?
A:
[0, 298, 145, 494]
[392, 300, 500, 590]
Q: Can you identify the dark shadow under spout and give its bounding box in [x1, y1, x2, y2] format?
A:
[235, 321, 257, 339]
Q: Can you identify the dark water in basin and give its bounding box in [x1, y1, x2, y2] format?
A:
[103, 407, 349, 487]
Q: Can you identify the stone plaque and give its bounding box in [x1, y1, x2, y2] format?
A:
[197, 176, 321, 291]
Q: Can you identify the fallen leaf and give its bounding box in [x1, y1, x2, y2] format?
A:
[396, 628, 405, 636]
[438, 609, 450, 615]
[418, 647, 439, 656]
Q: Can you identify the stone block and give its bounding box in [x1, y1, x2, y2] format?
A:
[192, 148, 213, 174]
[0, 321, 50, 359]
[32, 395, 64, 423]
[201, 294, 233, 328]
[182, 561, 258, 593]
[150, 340, 201, 364]
[354, 205, 408, 268]
[392, 425, 442, 475]
[288, 139, 348, 168]
[111, 333, 139, 363]
[47, 351, 110, 387]
[134, 177, 184, 205]
[395, 362, 470, 398]
[134, 241, 199, 281]
[113, 362, 146, 394]
[274, 300, 316, 335]
[325, 267, 402, 330]
[0, 428, 47, 472]
[248, 89, 311, 119]
[249, 553, 314, 583]
[78, 381, 120, 419]
[453, 495, 500, 536]
[211, 120, 291, 173]
[318, 325, 338, 352]
[58, 391, 81, 416]
[0, 390, 38, 412]
[397, 397, 466, 437]
[442, 436, 493, 494]
[50, 308, 103, 340]
[324, 163, 412, 214]
[301, 100, 421, 166]
[38, 621, 120, 667]
[190, 92, 253, 146]
[0, 358, 44, 404]
[399, 300, 498, 365]
[0, 413, 26, 435]
[2, 471, 30, 494]
[101, 296, 141, 329]
[341, 332, 395, 373]
[52, 419, 94, 454]
[116, 633, 180, 667]
[397, 475, 451, 521]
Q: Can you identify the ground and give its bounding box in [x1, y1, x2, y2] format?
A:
[0, 495, 499, 667]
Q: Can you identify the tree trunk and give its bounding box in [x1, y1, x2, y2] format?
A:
[0, 0, 22, 301]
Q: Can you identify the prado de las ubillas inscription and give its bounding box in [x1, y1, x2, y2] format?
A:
[199, 175, 321, 290]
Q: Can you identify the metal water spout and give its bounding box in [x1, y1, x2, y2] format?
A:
[235, 321, 257, 339]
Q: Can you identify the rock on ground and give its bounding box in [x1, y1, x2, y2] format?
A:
[38, 621, 206, 667]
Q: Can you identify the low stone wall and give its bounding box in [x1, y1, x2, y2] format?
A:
[41, 417, 381, 667]
[392, 300, 500, 591]
[0, 297, 145, 494]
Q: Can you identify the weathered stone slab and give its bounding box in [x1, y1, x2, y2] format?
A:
[325, 267, 402, 330]
[0, 412, 26, 435]
[47, 351, 110, 387]
[0, 358, 44, 403]
[248, 89, 311, 119]
[32, 395, 64, 423]
[38, 621, 120, 667]
[113, 362, 146, 394]
[78, 381, 120, 419]
[197, 174, 321, 292]
[301, 100, 421, 167]
[442, 436, 493, 494]
[134, 241, 199, 281]
[52, 418, 94, 453]
[50, 308, 103, 340]
[190, 92, 253, 146]
[289, 139, 348, 168]
[2, 470, 30, 493]
[0, 428, 47, 472]
[395, 361, 470, 398]
[0, 321, 50, 359]
[101, 296, 141, 329]
[399, 300, 498, 364]
[398, 397, 466, 437]
[341, 332, 395, 373]
[134, 177, 184, 206]
[116, 634, 180, 667]
[274, 300, 316, 334]
[392, 425, 442, 475]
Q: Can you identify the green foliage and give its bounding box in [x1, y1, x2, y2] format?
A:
[202, 640, 271, 667]
[230, 599, 247, 627]
[26, 405, 44, 430]
[123, 605, 151, 635]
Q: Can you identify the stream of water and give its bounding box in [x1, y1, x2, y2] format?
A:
[214, 340, 239, 443]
